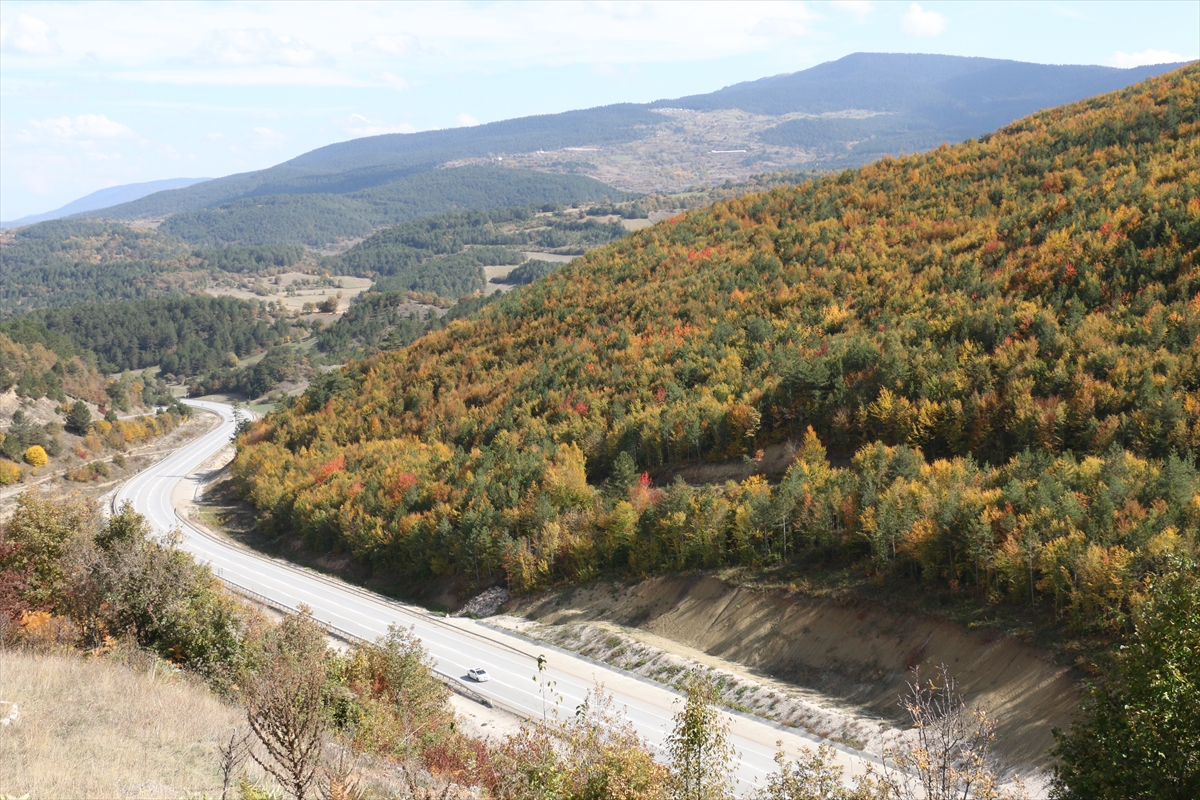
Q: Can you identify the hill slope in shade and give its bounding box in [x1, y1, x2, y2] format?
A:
[82, 107, 659, 222]
[154, 167, 626, 247]
[234, 66, 1199, 638]
[1, 177, 210, 228]
[89, 54, 1186, 223]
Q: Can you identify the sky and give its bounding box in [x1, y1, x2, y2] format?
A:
[1, 1, 1196, 220]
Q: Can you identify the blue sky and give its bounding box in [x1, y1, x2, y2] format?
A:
[1, 0, 1196, 220]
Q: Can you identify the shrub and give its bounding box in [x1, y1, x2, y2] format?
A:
[0, 461, 21, 486]
[23, 446, 48, 467]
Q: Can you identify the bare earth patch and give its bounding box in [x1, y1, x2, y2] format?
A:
[202, 272, 372, 314]
[504, 575, 1079, 780]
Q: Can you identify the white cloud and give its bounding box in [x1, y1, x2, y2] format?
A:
[831, 1, 875, 19]
[344, 114, 415, 137]
[251, 126, 287, 149]
[901, 3, 946, 37]
[114, 66, 370, 87]
[26, 114, 133, 141]
[380, 72, 411, 91]
[0, 2, 828, 81]
[751, 16, 813, 38]
[1109, 48, 1192, 68]
[194, 28, 331, 67]
[0, 13, 60, 55]
[357, 34, 417, 56]
[456, 113, 480, 127]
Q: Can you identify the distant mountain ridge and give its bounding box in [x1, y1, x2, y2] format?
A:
[2, 177, 209, 229]
[655, 52, 1187, 164]
[48, 53, 1191, 248]
[654, 52, 1176, 117]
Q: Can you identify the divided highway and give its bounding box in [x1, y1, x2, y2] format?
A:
[116, 399, 872, 791]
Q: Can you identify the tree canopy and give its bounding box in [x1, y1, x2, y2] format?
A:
[233, 67, 1198, 636]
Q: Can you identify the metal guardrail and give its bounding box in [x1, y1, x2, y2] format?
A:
[113, 400, 532, 722]
[222, 582, 498, 711]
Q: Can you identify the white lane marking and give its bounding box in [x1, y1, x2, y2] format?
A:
[118, 400, 862, 789]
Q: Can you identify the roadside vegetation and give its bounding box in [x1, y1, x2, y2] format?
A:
[4, 484, 1195, 798]
[1, 333, 191, 486]
[1, 492, 1057, 799]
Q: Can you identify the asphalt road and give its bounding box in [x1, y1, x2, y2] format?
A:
[115, 399, 873, 792]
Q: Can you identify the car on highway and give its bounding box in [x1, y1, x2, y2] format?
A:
[467, 667, 490, 682]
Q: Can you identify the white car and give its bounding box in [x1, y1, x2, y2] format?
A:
[467, 667, 490, 682]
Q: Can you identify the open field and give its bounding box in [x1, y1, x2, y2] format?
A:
[202, 271, 372, 313]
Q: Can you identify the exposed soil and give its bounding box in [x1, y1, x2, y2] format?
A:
[202, 272, 372, 313]
[508, 575, 1080, 773]
[652, 439, 802, 485]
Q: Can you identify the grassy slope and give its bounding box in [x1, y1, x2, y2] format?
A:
[0, 650, 253, 798]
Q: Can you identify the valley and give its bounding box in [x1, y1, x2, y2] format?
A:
[0, 39, 1196, 798]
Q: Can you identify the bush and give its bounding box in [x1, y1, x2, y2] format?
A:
[0, 461, 21, 485]
[23, 446, 48, 467]
[0, 493, 251, 688]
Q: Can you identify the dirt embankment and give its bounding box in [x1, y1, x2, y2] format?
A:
[510, 575, 1080, 770]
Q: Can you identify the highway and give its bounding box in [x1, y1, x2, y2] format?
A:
[115, 399, 873, 792]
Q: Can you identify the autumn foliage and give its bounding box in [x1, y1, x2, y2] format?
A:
[235, 67, 1199, 632]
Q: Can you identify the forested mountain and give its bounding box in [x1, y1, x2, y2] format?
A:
[234, 66, 1198, 639]
[0, 177, 208, 229]
[2, 296, 291, 376]
[155, 167, 625, 247]
[78, 54, 1184, 230]
[74, 107, 662, 221]
[668, 53, 1147, 114]
[0, 221, 307, 312]
[327, 204, 627, 298]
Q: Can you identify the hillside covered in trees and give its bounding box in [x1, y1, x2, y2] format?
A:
[0, 333, 109, 405]
[2, 296, 292, 376]
[330, 204, 628, 296]
[0, 220, 307, 312]
[155, 167, 626, 247]
[234, 66, 1198, 640]
[1, 294, 310, 407]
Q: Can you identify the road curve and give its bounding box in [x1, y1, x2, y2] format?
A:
[116, 399, 873, 791]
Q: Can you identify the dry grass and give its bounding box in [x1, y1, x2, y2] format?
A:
[0, 648, 255, 799]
